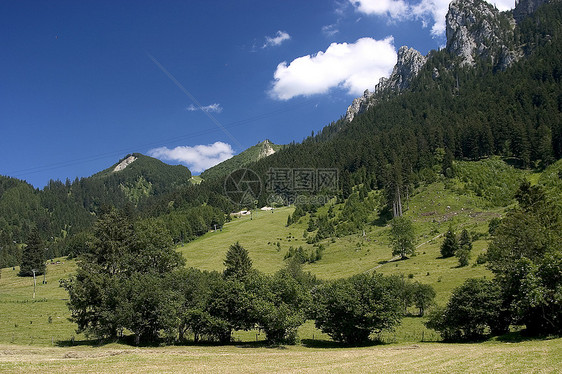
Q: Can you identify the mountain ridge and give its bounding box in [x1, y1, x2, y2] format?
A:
[345, 0, 553, 122]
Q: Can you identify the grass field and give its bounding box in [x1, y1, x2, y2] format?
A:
[1, 338, 561, 373]
[179, 182, 496, 303]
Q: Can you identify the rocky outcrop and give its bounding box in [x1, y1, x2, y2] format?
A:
[345, 89, 373, 122]
[387, 46, 428, 92]
[113, 155, 137, 172]
[345, 46, 426, 121]
[258, 139, 276, 159]
[345, 0, 552, 123]
[446, 0, 519, 68]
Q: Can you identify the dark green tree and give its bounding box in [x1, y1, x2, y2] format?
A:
[249, 270, 308, 344]
[61, 208, 185, 341]
[425, 278, 503, 341]
[487, 182, 562, 335]
[121, 273, 182, 344]
[223, 242, 253, 280]
[456, 247, 471, 267]
[205, 277, 255, 343]
[389, 216, 416, 260]
[19, 230, 46, 276]
[312, 273, 402, 344]
[412, 282, 436, 316]
[440, 227, 458, 258]
[459, 229, 472, 251]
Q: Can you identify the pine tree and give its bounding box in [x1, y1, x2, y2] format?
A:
[19, 230, 46, 276]
[440, 227, 459, 258]
[223, 242, 253, 280]
[459, 229, 472, 251]
[456, 247, 471, 267]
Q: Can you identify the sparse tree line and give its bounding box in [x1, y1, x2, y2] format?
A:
[61, 208, 436, 345]
[427, 182, 562, 340]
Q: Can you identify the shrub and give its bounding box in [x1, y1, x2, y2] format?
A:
[425, 278, 502, 341]
[312, 273, 402, 344]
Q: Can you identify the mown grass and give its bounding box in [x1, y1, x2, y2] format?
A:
[1, 337, 561, 373]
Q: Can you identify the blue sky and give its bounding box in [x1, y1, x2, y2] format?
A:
[1, 0, 515, 188]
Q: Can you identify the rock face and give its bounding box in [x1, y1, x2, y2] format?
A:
[113, 155, 137, 172]
[258, 139, 276, 159]
[344, 0, 552, 123]
[345, 46, 426, 121]
[345, 89, 373, 122]
[387, 46, 428, 92]
[446, 0, 518, 68]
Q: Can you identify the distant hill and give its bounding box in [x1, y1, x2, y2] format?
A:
[200, 140, 283, 181]
[0, 153, 192, 251]
[89, 153, 192, 203]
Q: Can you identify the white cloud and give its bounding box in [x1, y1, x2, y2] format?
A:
[322, 24, 339, 37]
[349, 0, 409, 19]
[349, 0, 516, 37]
[269, 36, 397, 100]
[411, 0, 452, 36]
[148, 142, 234, 173]
[490, 0, 516, 11]
[263, 31, 291, 48]
[187, 103, 223, 113]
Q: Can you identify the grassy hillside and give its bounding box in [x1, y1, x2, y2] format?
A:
[0, 159, 550, 347]
[0, 159, 560, 373]
[179, 181, 495, 303]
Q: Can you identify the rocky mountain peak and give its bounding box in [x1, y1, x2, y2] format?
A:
[345, 46, 426, 122]
[446, 0, 518, 67]
[344, 0, 551, 123]
[258, 139, 276, 159]
[388, 46, 428, 91]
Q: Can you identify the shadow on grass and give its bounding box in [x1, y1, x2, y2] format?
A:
[378, 257, 407, 266]
[55, 336, 292, 349]
[495, 331, 559, 343]
[235, 341, 289, 349]
[300, 338, 387, 349]
[55, 338, 125, 348]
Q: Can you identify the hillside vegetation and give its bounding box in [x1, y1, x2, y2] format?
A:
[0, 158, 541, 345]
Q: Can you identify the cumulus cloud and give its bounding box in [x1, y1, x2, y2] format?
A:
[148, 142, 234, 173]
[187, 103, 223, 113]
[263, 31, 291, 48]
[349, 0, 516, 37]
[349, 0, 409, 19]
[269, 36, 397, 100]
